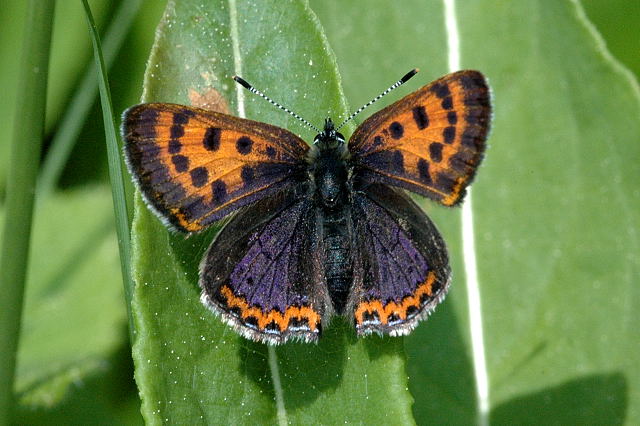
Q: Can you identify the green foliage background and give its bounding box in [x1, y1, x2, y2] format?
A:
[0, 0, 637, 424]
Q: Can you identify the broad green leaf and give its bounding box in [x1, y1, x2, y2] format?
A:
[1, 188, 128, 412]
[317, 0, 640, 424]
[460, 1, 639, 423]
[131, 1, 413, 424]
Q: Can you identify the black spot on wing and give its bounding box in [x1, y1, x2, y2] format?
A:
[429, 143, 443, 163]
[170, 124, 184, 140]
[241, 165, 254, 185]
[412, 106, 429, 130]
[190, 167, 208, 188]
[417, 159, 432, 184]
[168, 138, 182, 154]
[203, 127, 221, 151]
[236, 136, 253, 155]
[181, 196, 209, 221]
[265, 320, 281, 332]
[431, 82, 450, 99]
[171, 155, 189, 173]
[389, 122, 404, 139]
[172, 110, 194, 125]
[212, 180, 227, 204]
[434, 172, 457, 193]
[244, 316, 259, 329]
[443, 126, 456, 144]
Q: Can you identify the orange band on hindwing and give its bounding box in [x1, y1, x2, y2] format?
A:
[354, 271, 437, 326]
[219, 285, 320, 333]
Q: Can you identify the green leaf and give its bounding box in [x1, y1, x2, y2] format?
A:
[131, 1, 414, 424]
[460, 1, 639, 423]
[315, 0, 640, 424]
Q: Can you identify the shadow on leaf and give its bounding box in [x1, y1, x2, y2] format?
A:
[491, 372, 628, 425]
[405, 297, 476, 425]
[15, 329, 141, 425]
[239, 317, 352, 410]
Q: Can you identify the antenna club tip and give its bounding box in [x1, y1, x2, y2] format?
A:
[232, 75, 252, 89]
[401, 68, 419, 83]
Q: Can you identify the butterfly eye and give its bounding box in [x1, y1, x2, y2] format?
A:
[336, 132, 345, 143]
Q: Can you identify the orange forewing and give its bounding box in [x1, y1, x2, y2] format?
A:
[122, 103, 309, 232]
[349, 70, 491, 206]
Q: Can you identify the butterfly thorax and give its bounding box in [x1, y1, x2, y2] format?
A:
[310, 118, 353, 313]
[310, 118, 349, 208]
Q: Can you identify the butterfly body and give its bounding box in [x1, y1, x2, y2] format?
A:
[308, 119, 353, 314]
[122, 70, 491, 344]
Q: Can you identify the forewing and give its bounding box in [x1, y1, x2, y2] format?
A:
[350, 184, 450, 336]
[199, 186, 328, 344]
[122, 103, 309, 232]
[349, 70, 491, 206]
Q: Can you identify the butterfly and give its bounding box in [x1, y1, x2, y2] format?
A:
[121, 69, 491, 344]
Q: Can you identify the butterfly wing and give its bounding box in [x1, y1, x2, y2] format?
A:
[348, 70, 491, 206]
[199, 185, 328, 344]
[122, 103, 309, 232]
[349, 183, 450, 336]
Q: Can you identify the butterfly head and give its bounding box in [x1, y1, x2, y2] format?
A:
[313, 118, 345, 149]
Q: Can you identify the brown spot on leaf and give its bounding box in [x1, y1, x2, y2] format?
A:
[189, 88, 230, 114]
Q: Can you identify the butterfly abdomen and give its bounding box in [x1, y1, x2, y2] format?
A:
[312, 141, 353, 314]
[322, 210, 352, 314]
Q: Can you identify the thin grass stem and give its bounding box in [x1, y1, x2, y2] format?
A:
[81, 0, 135, 341]
[0, 1, 56, 423]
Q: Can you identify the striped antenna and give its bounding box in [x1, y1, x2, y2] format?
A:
[335, 68, 419, 131]
[233, 76, 321, 134]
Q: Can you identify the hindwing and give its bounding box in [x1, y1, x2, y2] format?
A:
[199, 186, 328, 344]
[350, 183, 451, 336]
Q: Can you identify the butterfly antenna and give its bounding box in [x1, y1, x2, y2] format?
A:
[335, 68, 419, 131]
[233, 76, 321, 134]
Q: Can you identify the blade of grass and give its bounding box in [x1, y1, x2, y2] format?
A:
[0, 0, 55, 423]
[38, 0, 143, 198]
[81, 0, 135, 340]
